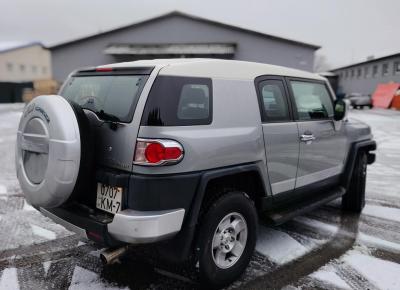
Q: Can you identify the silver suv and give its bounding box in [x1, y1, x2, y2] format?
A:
[16, 59, 376, 288]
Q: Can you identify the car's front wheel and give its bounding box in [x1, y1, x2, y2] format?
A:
[342, 152, 367, 213]
[197, 191, 258, 288]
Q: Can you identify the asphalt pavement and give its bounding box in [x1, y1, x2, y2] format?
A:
[1, 104, 400, 290]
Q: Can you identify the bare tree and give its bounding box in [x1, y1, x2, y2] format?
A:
[313, 52, 331, 73]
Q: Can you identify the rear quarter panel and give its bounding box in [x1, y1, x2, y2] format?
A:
[133, 78, 267, 175]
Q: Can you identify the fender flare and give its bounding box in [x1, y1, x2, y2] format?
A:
[160, 162, 268, 263]
[341, 139, 376, 189]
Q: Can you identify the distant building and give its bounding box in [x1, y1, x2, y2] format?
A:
[331, 52, 400, 95]
[0, 42, 53, 103]
[0, 42, 52, 82]
[50, 11, 320, 82]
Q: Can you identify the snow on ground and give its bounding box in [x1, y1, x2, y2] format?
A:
[343, 251, 400, 290]
[69, 266, 128, 290]
[310, 265, 351, 290]
[0, 105, 400, 289]
[256, 226, 310, 265]
[0, 268, 19, 290]
[363, 204, 400, 223]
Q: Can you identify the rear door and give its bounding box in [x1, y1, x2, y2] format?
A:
[256, 77, 299, 195]
[60, 68, 153, 172]
[287, 78, 347, 188]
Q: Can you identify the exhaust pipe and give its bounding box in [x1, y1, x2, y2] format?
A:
[100, 246, 128, 265]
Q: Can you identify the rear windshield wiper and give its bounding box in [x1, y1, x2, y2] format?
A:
[97, 110, 121, 123]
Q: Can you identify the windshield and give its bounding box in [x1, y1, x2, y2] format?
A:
[61, 75, 148, 123]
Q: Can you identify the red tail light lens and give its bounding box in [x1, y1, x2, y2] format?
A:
[134, 139, 184, 166]
[96, 67, 113, 72]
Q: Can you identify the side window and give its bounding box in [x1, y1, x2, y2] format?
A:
[141, 76, 212, 126]
[290, 81, 334, 120]
[258, 80, 290, 122]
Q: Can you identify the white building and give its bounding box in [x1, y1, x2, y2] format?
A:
[0, 42, 52, 82]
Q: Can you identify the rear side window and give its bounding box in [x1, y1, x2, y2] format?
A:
[290, 81, 334, 120]
[258, 80, 290, 122]
[141, 76, 212, 126]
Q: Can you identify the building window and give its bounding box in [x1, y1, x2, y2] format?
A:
[345, 70, 348, 79]
[32, 65, 37, 74]
[6, 63, 13, 72]
[364, 66, 369, 77]
[382, 63, 389, 76]
[20, 64, 25, 73]
[357, 68, 362, 78]
[372, 65, 378, 77]
[351, 69, 355, 78]
[394, 61, 400, 75]
[42, 66, 47, 75]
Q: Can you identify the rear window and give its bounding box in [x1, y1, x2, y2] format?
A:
[61, 75, 148, 123]
[141, 76, 212, 126]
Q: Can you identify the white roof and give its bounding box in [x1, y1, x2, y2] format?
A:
[98, 58, 324, 81]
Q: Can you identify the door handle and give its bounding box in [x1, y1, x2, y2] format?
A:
[300, 134, 316, 142]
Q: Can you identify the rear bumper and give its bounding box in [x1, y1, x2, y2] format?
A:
[40, 206, 185, 246]
[107, 208, 185, 243]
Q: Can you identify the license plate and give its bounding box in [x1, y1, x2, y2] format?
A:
[96, 183, 122, 214]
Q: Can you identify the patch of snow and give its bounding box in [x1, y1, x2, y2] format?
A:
[343, 251, 400, 290]
[22, 200, 35, 211]
[77, 241, 86, 247]
[42, 261, 51, 276]
[31, 225, 56, 240]
[294, 216, 339, 235]
[0, 267, 19, 290]
[69, 266, 127, 290]
[363, 204, 400, 223]
[255, 226, 309, 265]
[310, 266, 351, 290]
[0, 185, 7, 194]
[358, 233, 400, 253]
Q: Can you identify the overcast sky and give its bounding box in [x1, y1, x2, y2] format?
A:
[1, 0, 399, 69]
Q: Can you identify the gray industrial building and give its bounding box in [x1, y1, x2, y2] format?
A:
[50, 11, 319, 82]
[331, 53, 400, 95]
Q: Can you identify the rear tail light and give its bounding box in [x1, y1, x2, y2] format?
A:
[134, 138, 184, 166]
[96, 67, 113, 72]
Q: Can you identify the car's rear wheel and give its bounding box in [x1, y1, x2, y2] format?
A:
[197, 191, 257, 288]
[342, 152, 367, 213]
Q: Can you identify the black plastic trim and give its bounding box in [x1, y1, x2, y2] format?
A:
[47, 207, 122, 247]
[341, 139, 376, 189]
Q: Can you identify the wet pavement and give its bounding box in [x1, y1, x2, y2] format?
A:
[1, 104, 400, 290]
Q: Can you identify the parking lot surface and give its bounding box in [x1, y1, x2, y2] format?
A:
[1, 104, 400, 290]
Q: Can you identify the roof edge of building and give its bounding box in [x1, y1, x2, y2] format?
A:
[0, 41, 45, 54]
[49, 11, 321, 51]
[331, 52, 400, 71]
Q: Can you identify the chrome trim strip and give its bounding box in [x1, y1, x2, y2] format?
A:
[108, 208, 185, 244]
[40, 208, 88, 239]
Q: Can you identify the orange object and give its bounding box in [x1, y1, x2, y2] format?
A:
[372, 83, 400, 108]
[391, 95, 400, 110]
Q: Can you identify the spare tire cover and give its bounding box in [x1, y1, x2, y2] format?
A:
[16, 95, 81, 208]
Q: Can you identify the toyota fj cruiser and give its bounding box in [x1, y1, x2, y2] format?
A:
[16, 59, 376, 288]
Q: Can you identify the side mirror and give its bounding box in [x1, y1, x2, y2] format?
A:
[333, 99, 348, 121]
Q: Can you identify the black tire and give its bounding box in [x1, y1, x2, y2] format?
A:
[197, 191, 258, 289]
[342, 152, 367, 213]
[66, 101, 95, 205]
